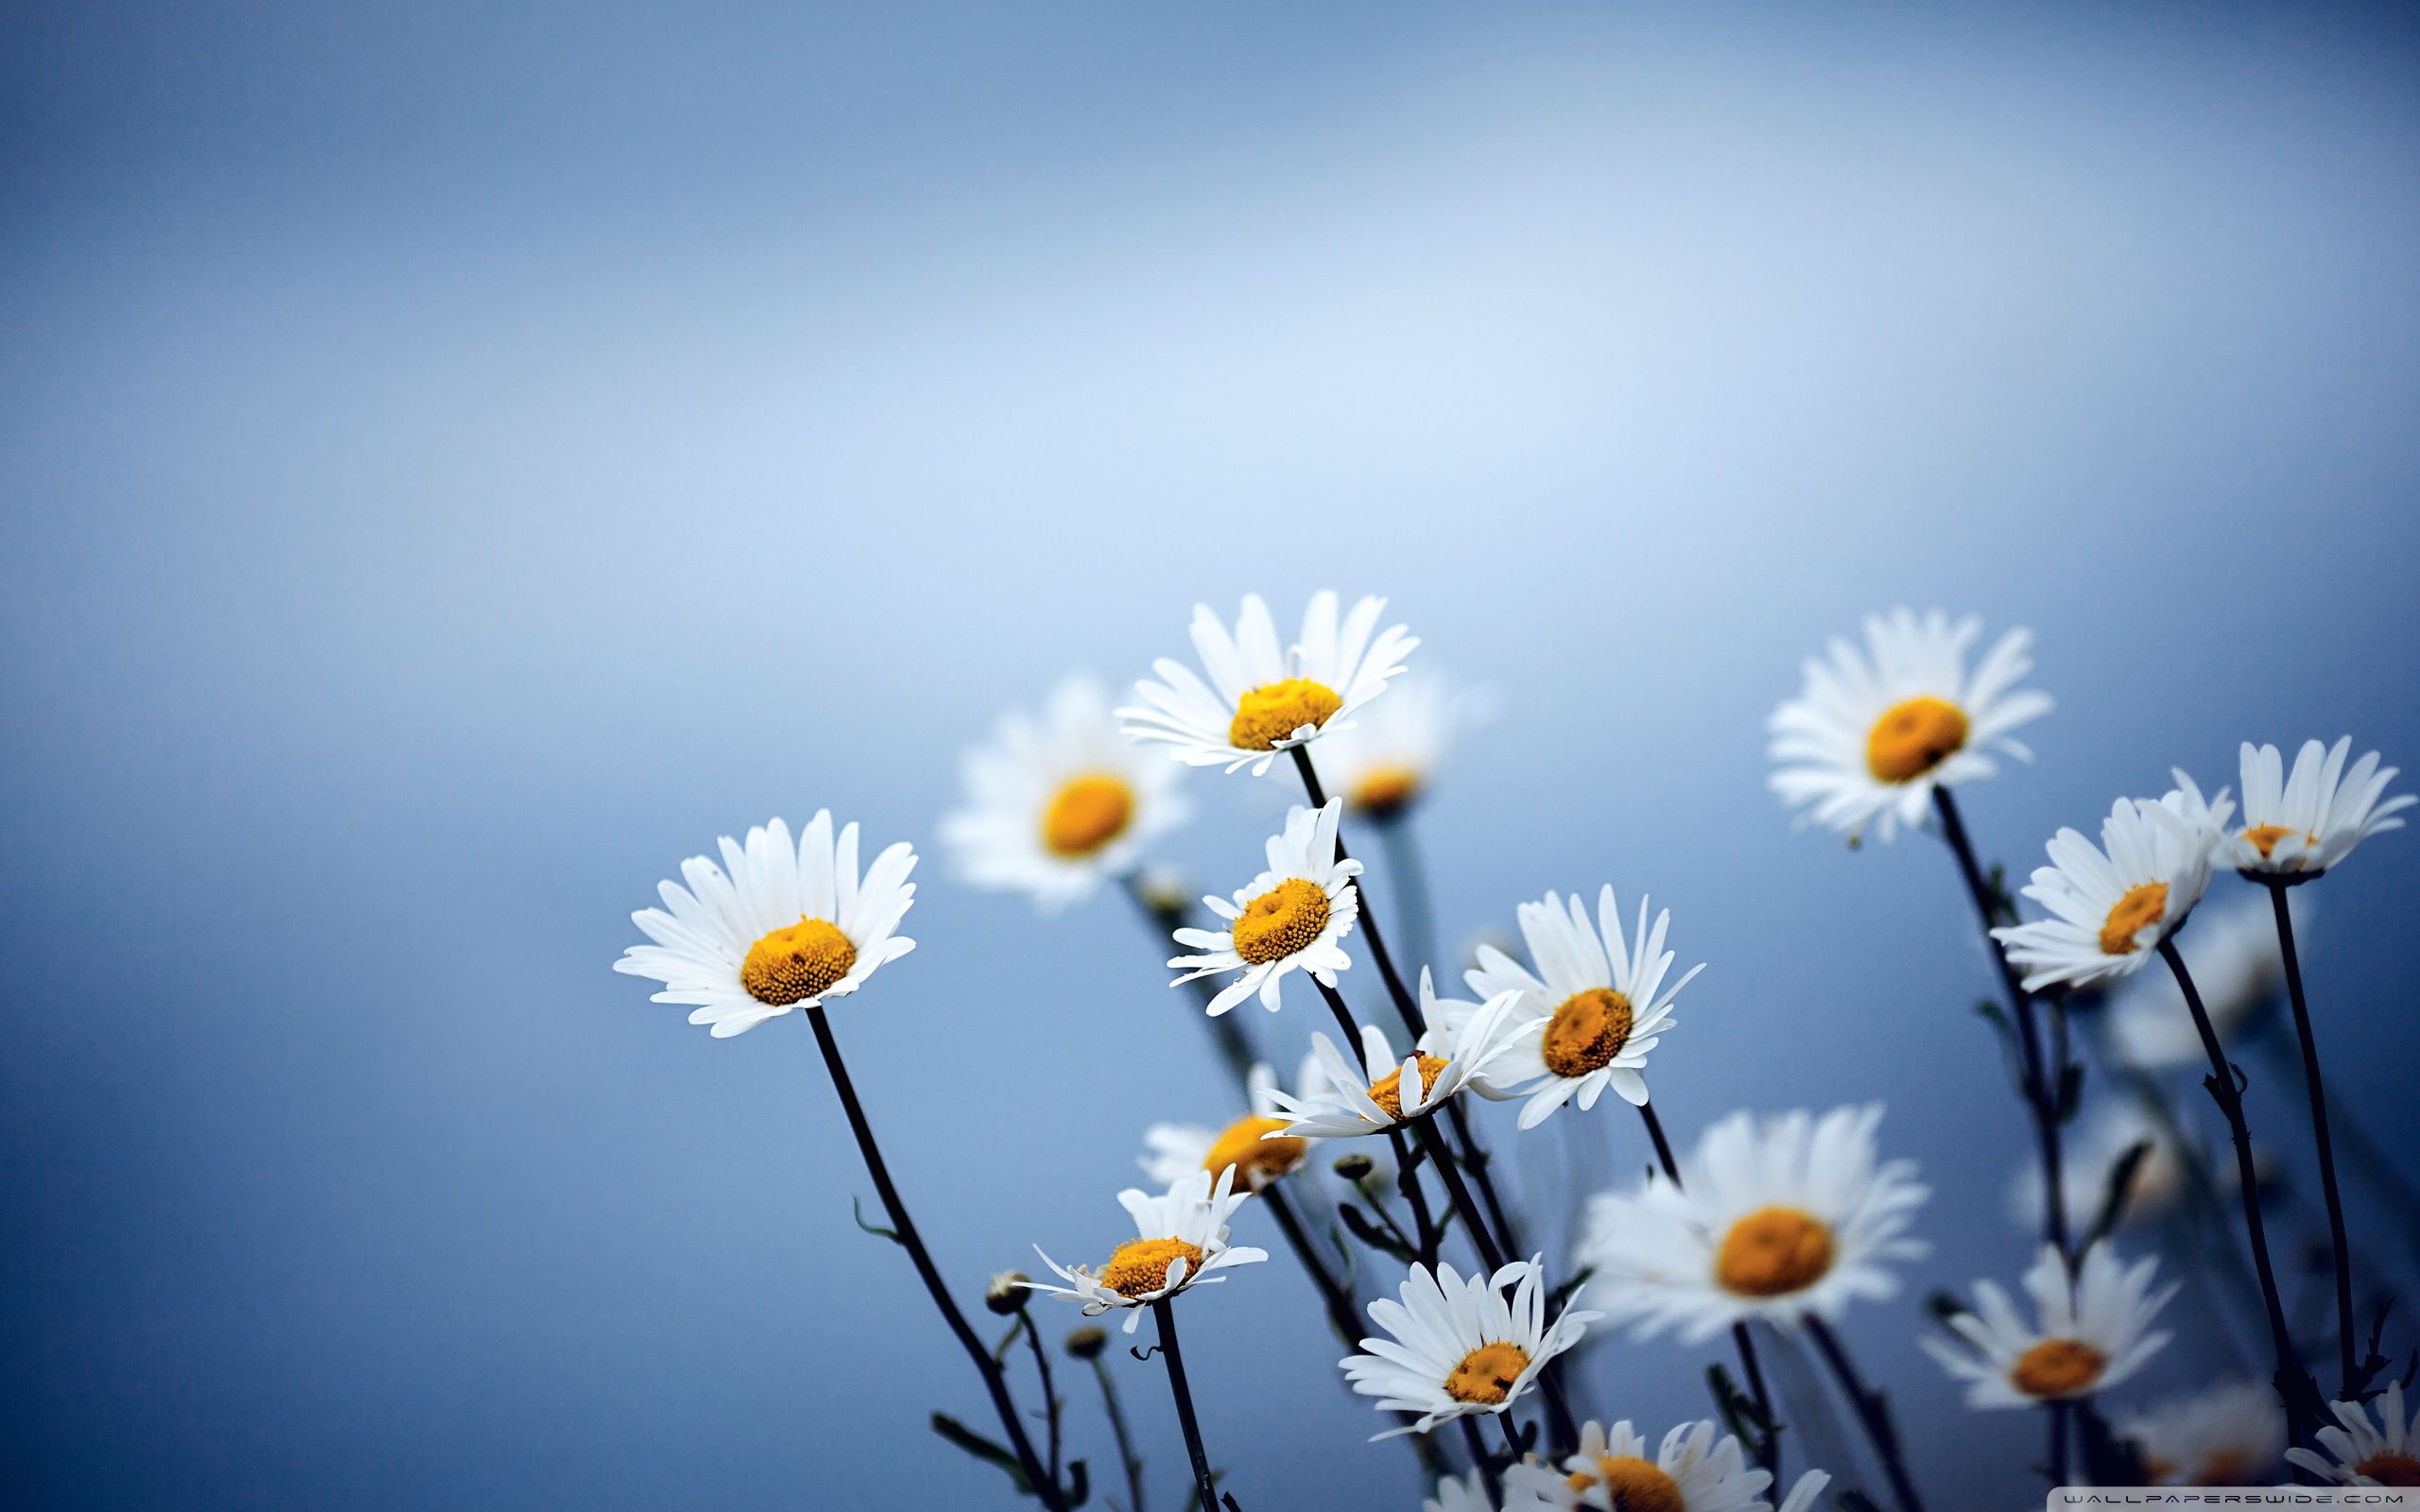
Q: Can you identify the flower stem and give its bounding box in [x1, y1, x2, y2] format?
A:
[1088, 1352, 1148, 1512]
[1017, 1306, 1065, 1494]
[1151, 1299, 1223, 1512]
[804, 1006, 1064, 1509]
[1803, 1314, 1927, 1512]
[1289, 745, 1426, 1039]
[1314, 976, 1442, 1263]
[2263, 879, 2357, 1391]
[1259, 1182, 1361, 1345]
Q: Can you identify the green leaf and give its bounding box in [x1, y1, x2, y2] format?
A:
[1547, 1264, 1595, 1313]
[929, 1413, 1031, 1495]
[1337, 1202, 1413, 1264]
[992, 1312, 1028, 1368]
[852, 1194, 901, 1245]
[2083, 1141, 2152, 1251]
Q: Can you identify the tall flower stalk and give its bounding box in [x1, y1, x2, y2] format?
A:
[2259, 877, 2356, 1390]
[1151, 1299, 1223, 1512]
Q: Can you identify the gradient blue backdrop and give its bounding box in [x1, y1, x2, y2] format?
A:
[6, 2, 2419, 1506]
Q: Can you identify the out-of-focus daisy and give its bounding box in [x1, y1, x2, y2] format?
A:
[2120, 1379, 2285, 1486]
[1459, 886, 1703, 1127]
[1264, 983, 1538, 1139]
[2227, 736, 2411, 878]
[2104, 888, 2301, 1070]
[939, 675, 1189, 912]
[1340, 1258, 1598, 1438]
[2008, 1102, 2186, 1238]
[1168, 799, 1361, 1016]
[1119, 591, 1418, 777]
[1502, 1418, 1774, 1512]
[1310, 674, 1492, 820]
[1992, 775, 2234, 992]
[1767, 608, 2052, 843]
[1025, 1167, 1268, 1332]
[1921, 1242, 2176, 1408]
[1139, 1053, 1323, 1192]
[1773, 1473, 1831, 1512]
[1426, 1471, 1497, 1512]
[614, 812, 918, 1039]
[1577, 1105, 1928, 1344]
[2288, 1381, 2420, 1486]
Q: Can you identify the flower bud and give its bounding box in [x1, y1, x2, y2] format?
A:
[1064, 1325, 1108, 1359]
[986, 1272, 1030, 1315]
[1333, 1153, 1374, 1181]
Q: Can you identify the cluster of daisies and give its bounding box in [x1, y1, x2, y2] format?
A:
[611, 592, 2411, 1509]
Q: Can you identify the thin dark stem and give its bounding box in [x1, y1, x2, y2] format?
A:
[1804, 1314, 1927, 1512]
[1314, 976, 1441, 1263]
[804, 1007, 1064, 1510]
[2048, 1400, 2069, 1486]
[1261, 1183, 1361, 1345]
[1414, 1115, 1507, 1273]
[1638, 1101, 1683, 1184]
[1443, 1098, 1525, 1259]
[2256, 1031, 2420, 1272]
[1087, 1354, 1147, 1512]
[1122, 873, 1257, 1091]
[1291, 746, 1425, 1039]
[1640, 1102, 1781, 1481]
[1461, 1418, 1502, 1504]
[1152, 1300, 1222, 1512]
[1018, 1308, 1064, 1493]
[2265, 879, 2357, 1390]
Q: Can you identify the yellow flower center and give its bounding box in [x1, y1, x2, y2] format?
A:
[1443, 1341, 1530, 1404]
[1228, 678, 1344, 751]
[1231, 878, 1331, 965]
[739, 918, 856, 1005]
[1041, 772, 1136, 858]
[2009, 1337, 2107, 1399]
[1349, 762, 1424, 817]
[1201, 1114, 1307, 1189]
[2357, 1453, 2420, 1486]
[2099, 881, 2169, 956]
[1099, 1237, 1206, 1298]
[1566, 1456, 1684, 1512]
[1367, 1056, 1452, 1121]
[1864, 696, 1970, 783]
[1541, 988, 1634, 1078]
[1714, 1206, 1837, 1297]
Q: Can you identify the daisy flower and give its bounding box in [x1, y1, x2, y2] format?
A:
[614, 812, 917, 1039]
[1340, 1258, 1598, 1438]
[1766, 608, 2052, 843]
[1576, 1105, 1928, 1344]
[1921, 1242, 2176, 1408]
[1426, 1471, 1497, 1512]
[2288, 1381, 2420, 1486]
[2104, 888, 2300, 1070]
[1167, 799, 1361, 1016]
[1263, 983, 1539, 1139]
[1991, 774, 2235, 992]
[1138, 1053, 1323, 1193]
[2120, 1379, 2285, 1486]
[2007, 1101, 2186, 1238]
[1024, 1167, 1269, 1332]
[1459, 885, 1704, 1127]
[1309, 673, 1492, 819]
[1501, 1418, 1774, 1512]
[1119, 591, 1418, 777]
[2227, 736, 2412, 878]
[939, 674, 1189, 912]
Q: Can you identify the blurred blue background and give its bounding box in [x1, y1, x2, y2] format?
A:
[6, 1, 2419, 1505]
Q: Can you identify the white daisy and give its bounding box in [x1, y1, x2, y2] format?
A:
[2227, 736, 2412, 878]
[1576, 1105, 1928, 1345]
[1263, 984, 1540, 1140]
[1458, 886, 1703, 1128]
[1309, 673, 1492, 819]
[1024, 1167, 1269, 1332]
[1167, 799, 1361, 1016]
[1921, 1242, 2177, 1408]
[1340, 1258, 1598, 1438]
[1118, 590, 1419, 777]
[1138, 1053, 1324, 1193]
[1766, 608, 2053, 843]
[1427, 1471, 1498, 1512]
[2287, 1381, 2420, 1487]
[2120, 1379, 2285, 1486]
[2008, 1101, 2186, 1238]
[1991, 774, 2235, 992]
[1501, 1418, 1774, 1512]
[939, 675, 1190, 912]
[614, 812, 917, 1039]
[2104, 888, 2302, 1070]
[1774, 1472, 1831, 1512]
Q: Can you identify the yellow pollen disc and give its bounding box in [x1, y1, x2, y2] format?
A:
[1541, 988, 1634, 1078]
[1579, 1456, 1683, 1512]
[1228, 678, 1344, 751]
[1231, 878, 1331, 965]
[1041, 772, 1136, 858]
[2010, 1337, 2107, 1399]
[739, 918, 856, 1005]
[2357, 1452, 2420, 1486]
[2099, 881, 2169, 956]
[1367, 1056, 1452, 1121]
[1865, 696, 1970, 783]
[1201, 1115, 1306, 1189]
[1349, 763, 1424, 817]
[1443, 1340, 1530, 1404]
[1099, 1237, 1205, 1298]
[1714, 1206, 1837, 1297]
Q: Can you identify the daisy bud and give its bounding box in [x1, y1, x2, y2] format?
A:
[1333, 1153, 1374, 1181]
[1134, 865, 1194, 920]
[1063, 1326, 1108, 1359]
[986, 1272, 1031, 1315]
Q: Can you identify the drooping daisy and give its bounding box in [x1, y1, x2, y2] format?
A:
[1263, 984, 1539, 1140]
[1024, 1167, 1269, 1332]
[2227, 736, 2412, 878]
[1501, 1418, 1774, 1512]
[939, 675, 1190, 912]
[1921, 1242, 2177, 1408]
[1119, 591, 1419, 777]
[2287, 1381, 2420, 1486]
[1138, 1053, 1324, 1193]
[2104, 888, 2301, 1070]
[2007, 1101, 2186, 1239]
[2120, 1379, 2285, 1486]
[1459, 886, 1703, 1127]
[1576, 1105, 1928, 1344]
[1340, 1258, 1598, 1438]
[1991, 774, 2235, 992]
[614, 812, 918, 1039]
[1167, 799, 1361, 1016]
[1309, 673, 1492, 819]
[1766, 608, 2053, 843]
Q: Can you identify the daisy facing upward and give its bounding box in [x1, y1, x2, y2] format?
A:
[1921, 1242, 2176, 1410]
[1025, 1166, 1268, 1332]
[1167, 799, 1361, 1015]
[2227, 735, 2411, 879]
[1990, 774, 2233, 993]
